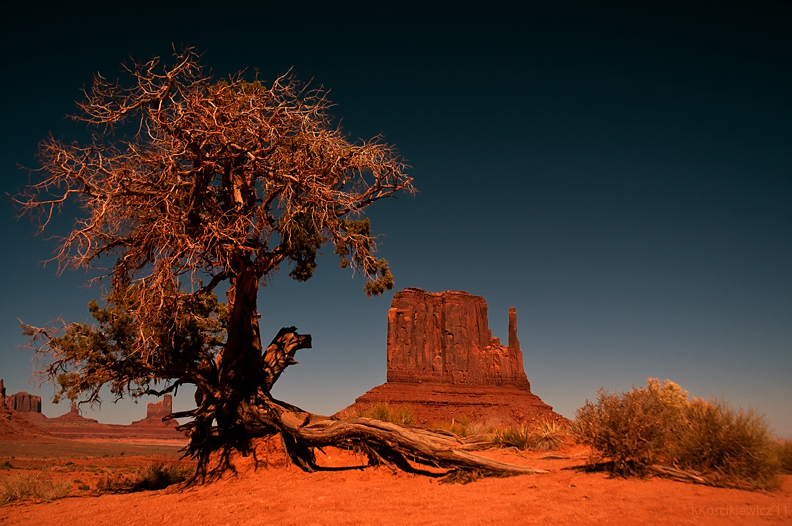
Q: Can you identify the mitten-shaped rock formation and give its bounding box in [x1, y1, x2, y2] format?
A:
[387, 288, 529, 387]
[345, 289, 565, 426]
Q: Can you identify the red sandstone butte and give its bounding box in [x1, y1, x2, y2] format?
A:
[3, 391, 42, 414]
[345, 288, 565, 426]
[131, 394, 177, 427]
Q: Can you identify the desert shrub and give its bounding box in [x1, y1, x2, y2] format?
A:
[573, 379, 688, 475]
[492, 421, 568, 451]
[94, 463, 189, 493]
[491, 425, 532, 449]
[573, 379, 780, 489]
[774, 439, 792, 474]
[530, 420, 569, 451]
[95, 473, 132, 492]
[673, 399, 779, 489]
[1, 472, 71, 505]
[135, 463, 190, 490]
[343, 403, 415, 426]
[0, 461, 12, 470]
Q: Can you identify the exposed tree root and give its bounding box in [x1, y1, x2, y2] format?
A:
[175, 327, 547, 483]
[259, 399, 547, 479]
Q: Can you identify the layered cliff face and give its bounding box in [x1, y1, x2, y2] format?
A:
[386, 288, 529, 388]
[3, 391, 42, 413]
[343, 288, 565, 426]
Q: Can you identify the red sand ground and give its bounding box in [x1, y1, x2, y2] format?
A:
[0, 435, 790, 525]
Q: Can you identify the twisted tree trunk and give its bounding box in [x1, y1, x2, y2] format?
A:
[173, 324, 547, 482]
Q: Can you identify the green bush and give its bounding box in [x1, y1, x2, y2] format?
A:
[573, 379, 780, 489]
[1, 473, 71, 505]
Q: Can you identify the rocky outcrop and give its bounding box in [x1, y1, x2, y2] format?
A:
[4, 391, 42, 413]
[147, 394, 173, 419]
[50, 401, 99, 425]
[131, 394, 176, 427]
[386, 288, 529, 388]
[343, 288, 566, 426]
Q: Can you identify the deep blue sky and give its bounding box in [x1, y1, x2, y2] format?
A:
[2, 2, 790, 436]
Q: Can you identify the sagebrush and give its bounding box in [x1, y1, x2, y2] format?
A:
[774, 439, 792, 474]
[573, 379, 780, 489]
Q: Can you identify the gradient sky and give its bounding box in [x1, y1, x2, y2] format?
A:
[2, 3, 790, 436]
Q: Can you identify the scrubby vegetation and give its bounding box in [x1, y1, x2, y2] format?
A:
[95, 462, 191, 492]
[774, 439, 792, 474]
[491, 421, 568, 451]
[433, 416, 477, 438]
[347, 404, 569, 452]
[1, 472, 72, 505]
[573, 379, 781, 489]
[340, 403, 416, 426]
[134, 463, 191, 490]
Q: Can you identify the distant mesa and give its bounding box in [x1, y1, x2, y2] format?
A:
[0, 379, 43, 438]
[131, 394, 177, 427]
[3, 389, 42, 414]
[344, 288, 566, 426]
[50, 401, 99, 425]
[0, 378, 182, 440]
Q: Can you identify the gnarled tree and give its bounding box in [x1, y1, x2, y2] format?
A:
[18, 49, 544, 481]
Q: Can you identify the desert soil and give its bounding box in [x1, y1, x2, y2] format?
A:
[0, 436, 790, 526]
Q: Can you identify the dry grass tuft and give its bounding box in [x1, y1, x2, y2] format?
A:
[340, 403, 416, 426]
[491, 420, 568, 451]
[1, 472, 71, 505]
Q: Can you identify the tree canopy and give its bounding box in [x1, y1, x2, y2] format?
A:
[18, 49, 543, 481]
[19, 48, 411, 397]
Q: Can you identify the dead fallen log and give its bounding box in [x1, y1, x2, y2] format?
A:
[247, 400, 548, 479]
